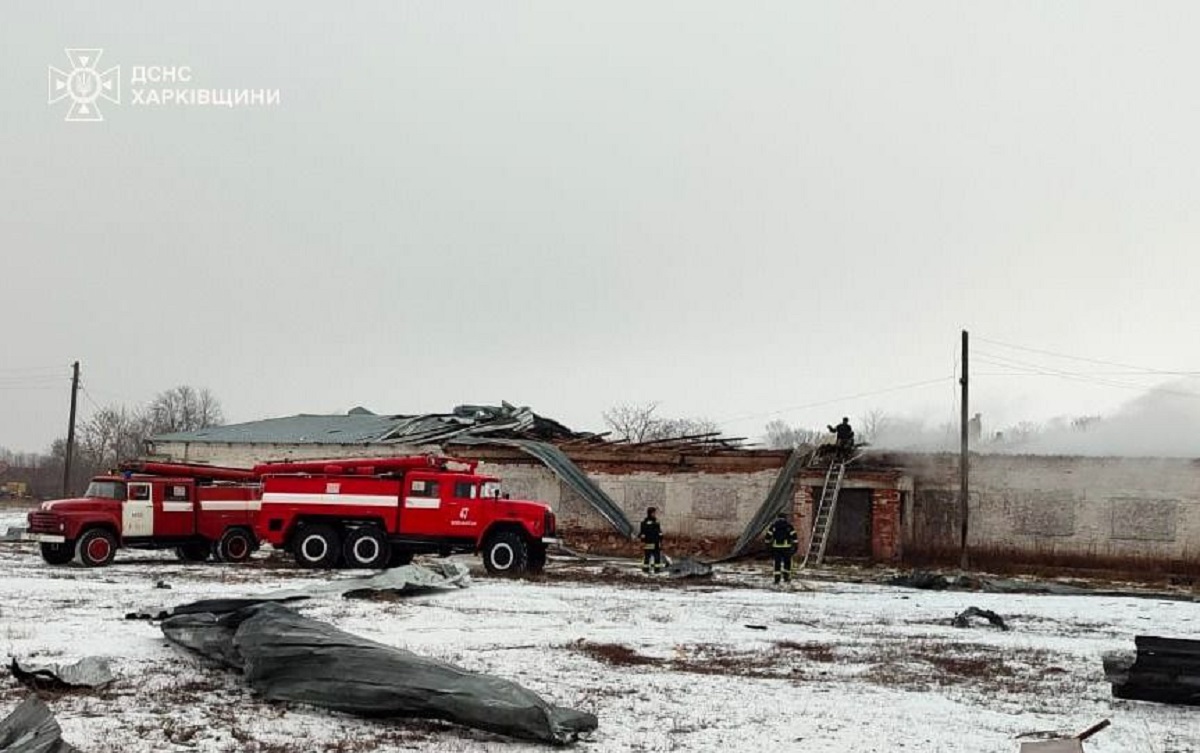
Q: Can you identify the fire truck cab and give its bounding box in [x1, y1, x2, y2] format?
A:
[254, 455, 558, 575]
[24, 463, 260, 567]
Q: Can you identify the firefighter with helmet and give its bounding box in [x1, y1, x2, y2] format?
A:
[764, 511, 799, 584]
[638, 506, 664, 574]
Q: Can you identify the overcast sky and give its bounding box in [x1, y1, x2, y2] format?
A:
[3, 2, 1200, 453]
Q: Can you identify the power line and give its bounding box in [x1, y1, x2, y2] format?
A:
[717, 376, 955, 427]
[974, 335, 1198, 376]
[80, 385, 104, 415]
[972, 351, 1200, 399]
[0, 364, 70, 374]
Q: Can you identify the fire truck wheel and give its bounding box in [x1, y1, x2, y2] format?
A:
[175, 543, 211, 562]
[483, 531, 529, 576]
[343, 527, 389, 569]
[387, 548, 414, 568]
[215, 528, 253, 563]
[40, 541, 75, 565]
[293, 525, 341, 568]
[75, 528, 117, 567]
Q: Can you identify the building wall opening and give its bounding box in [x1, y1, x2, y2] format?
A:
[825, 488, 873, 558]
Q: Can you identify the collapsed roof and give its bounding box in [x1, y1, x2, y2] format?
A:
[149, 402, 596, 446]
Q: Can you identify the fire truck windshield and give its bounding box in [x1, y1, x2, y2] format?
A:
[481, 481, 501, 498]
[84, 481, 127, 500]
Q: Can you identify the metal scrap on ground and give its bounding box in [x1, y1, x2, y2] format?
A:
[127, 562, 470, 620]
[665, 557, 713, 579]
[264, 560, 471, 600]
[9, 657, 114, 691]
[951, 606, 1009, 631]
[0, 695, 78, 753]
[159, 601, 598, 745]
[1104, 636, 1200, 706]
[1018, 719, 1110, 752]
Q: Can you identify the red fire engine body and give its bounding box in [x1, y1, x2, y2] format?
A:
[253, 455, 557, 574]
[24, 462, 260, 567]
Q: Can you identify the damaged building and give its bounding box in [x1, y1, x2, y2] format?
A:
[145, 404, 1200, 569]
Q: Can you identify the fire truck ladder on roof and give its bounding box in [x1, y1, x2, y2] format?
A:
[801, 458, 847, 569]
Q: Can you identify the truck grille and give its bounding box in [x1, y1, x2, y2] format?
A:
[28, 512, 61, 533]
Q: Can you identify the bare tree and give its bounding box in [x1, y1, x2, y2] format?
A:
[859, 408, 889, 444]
[148, 386, 224, 434]
[653, 416, 721, 439]
[997, 420, 1041, 446]
[763, 420, 821, 449]
[603, 403, 662, 442]
[45, 385, 225, 495]
[78, 405, 154, 471]
[603, 403, 723, 442]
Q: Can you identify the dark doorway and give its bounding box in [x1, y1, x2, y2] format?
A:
[826, 488, 872, 558]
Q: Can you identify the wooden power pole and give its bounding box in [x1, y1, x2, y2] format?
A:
[62, 361, 80, 496]
[959, 331, 969, 570]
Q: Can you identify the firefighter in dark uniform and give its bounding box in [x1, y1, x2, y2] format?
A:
[763, 511, 799, 584]
[827, 417, 855, 459]
[638, 507, 664, 574]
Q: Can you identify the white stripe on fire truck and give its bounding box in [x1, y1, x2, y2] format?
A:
[403, 497, 441, 509]
[162, 502, 194, 512]
[199, 501, 263, 511]
[260, 493, 398, 507]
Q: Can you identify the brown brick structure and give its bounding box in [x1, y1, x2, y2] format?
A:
[871, 488, 902, 562]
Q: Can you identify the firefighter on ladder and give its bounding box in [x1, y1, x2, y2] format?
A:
[638, 506, 664, 574]
[764, 511, 799, 584]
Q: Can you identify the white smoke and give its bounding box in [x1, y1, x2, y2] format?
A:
[866, 416, 959, 452]
[996, 378, 1200, 457]
[855, 378, 1200, 458]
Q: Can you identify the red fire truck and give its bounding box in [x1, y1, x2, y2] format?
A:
[24, 462, 260, 567]
[252, 455, 557, 574]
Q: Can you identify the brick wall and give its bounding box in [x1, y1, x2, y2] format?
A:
[872, 489, 902, 562]
[901, 453, 1200, 562]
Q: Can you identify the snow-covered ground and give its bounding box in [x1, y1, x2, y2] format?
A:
[0, 541, 1197, 752]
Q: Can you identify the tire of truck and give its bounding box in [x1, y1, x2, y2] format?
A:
[175, 542, 211, 562]
[75, 528, 118, 568]
[39, 541, 74, 566]
[293, 525, 341, 569]
[483, 530, 529, 576]
[386, 548, 414, 568]
[342, 527, 389, 569]
[527, 544, 547, 574]
[214, 528, 254, 563]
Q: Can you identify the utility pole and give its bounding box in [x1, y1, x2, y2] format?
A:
[62, 361, 80, 497]
[959, 331, 969, 570]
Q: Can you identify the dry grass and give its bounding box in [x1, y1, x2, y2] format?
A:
[860, 639, 1073, 701]
[569, 639, 818, 680]
[568, 636, 1079, 708]
[905, 544, 1200, 587]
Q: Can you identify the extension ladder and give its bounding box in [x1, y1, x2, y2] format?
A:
[800, 459, 847, 568]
